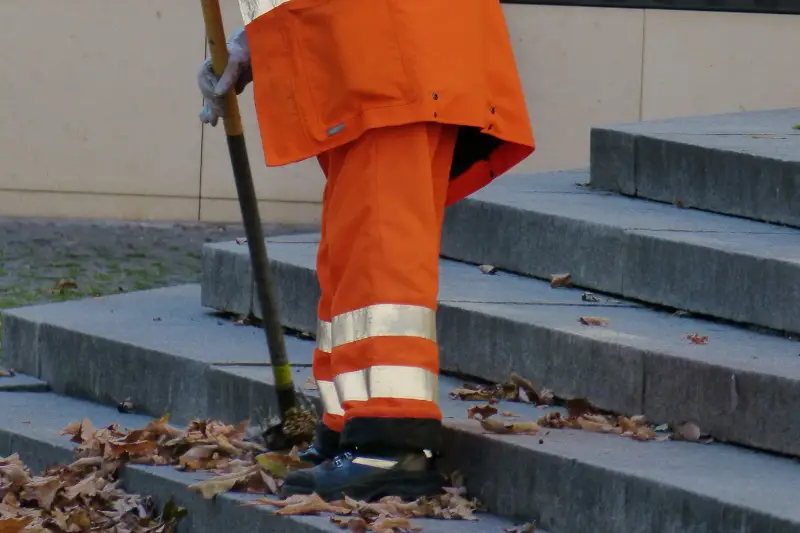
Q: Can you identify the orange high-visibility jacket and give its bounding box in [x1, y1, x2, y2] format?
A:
[244, 0, 535, 205]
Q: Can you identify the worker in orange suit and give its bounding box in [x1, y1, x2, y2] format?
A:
[198, 0, 534, 502]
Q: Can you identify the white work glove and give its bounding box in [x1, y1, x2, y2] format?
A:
[197, 27, 253, 127]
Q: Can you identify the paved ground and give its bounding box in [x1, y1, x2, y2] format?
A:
[0, 217, 314, 356]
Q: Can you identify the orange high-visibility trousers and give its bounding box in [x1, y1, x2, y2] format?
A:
[241, 0, 534, 453]
[312, 122, 457, 453]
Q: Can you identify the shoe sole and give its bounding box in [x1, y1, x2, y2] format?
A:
[281, 470, 446, 502]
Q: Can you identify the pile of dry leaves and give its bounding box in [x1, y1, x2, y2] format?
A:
[53, 415, 481, 533]
[60, 415, 289, 499]
[249, 485, 479, 533]
[452, 374, 712, 444]
[61, 416, 262, 470]
[0, 452, 185, 533]
[449, 373, 554, 406]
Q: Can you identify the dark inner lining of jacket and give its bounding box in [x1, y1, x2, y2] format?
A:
[449, 126, 504, 180]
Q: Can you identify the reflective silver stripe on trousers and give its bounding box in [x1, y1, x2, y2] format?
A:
[331, 304, 437, 349]
[316, 380, 345, 417]
[317, 320, 333, 354]
[334, 366, 438, 403]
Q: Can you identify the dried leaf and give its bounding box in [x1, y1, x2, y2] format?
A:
[539, 389, 555, 405]
[0, 461, 29, 485]
[348, 518, 369, 532]
[272, 494, 351, 516]
[77, 418, 96, 443]
[185, 443, 220, 460]
[583, 413, 611, 425]
[509, 373, 542, 405]
[467, 405, 498, 420]
[60, 421, 83, 443]
[550, 273, 572, 288]
[581, 292, 601, 303]
[145, 414, 182, 439]
[576, 418, 614, 433]
[189, 468, 254, 499]
[449, 388, 493, 402]
[372, 516, 421, 531]
[331, 516, 369, 532]
[260, 494, 312, 508]
[480, 419, 540, 435]
[686, 333, 709, 345]
[478, 264, 497, 275]
[618, 417, 637, 434]
[21, 476, 61, 510]
[566, 398, 595, 419]
[258, 470, 279, 494]
[0, 367, 15, 378]
[479, 419, 514, 434]
[0, 517, 33, 533]
[632, 426, 658, 441]
[256, 454, 292, 478]
[62, 473, 100, 501]
[304, 377, 318, 390]
[108, 439, 160, 460]
[579, 316, 609, 326]
[235, 237, 248, 245]
[57, 279, 78, 290]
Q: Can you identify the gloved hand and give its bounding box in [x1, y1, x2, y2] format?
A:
[197, 27, 253, 127]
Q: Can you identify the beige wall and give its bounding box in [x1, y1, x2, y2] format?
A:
[0, 3, 797, 222]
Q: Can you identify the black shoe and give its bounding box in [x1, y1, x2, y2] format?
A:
[297, 444, 331, 466]
[281, 451, 444, 502]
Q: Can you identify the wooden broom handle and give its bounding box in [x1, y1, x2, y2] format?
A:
[200, 0, 244, 136]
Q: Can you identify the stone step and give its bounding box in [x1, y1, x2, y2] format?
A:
[0, 390, 518, 533]
[201, 236, 800, 457]
[3, 286, 800, 533]
[590, 108, 800, 227]
[439, 169, 800, 334]
[0, 372, 49, 392]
